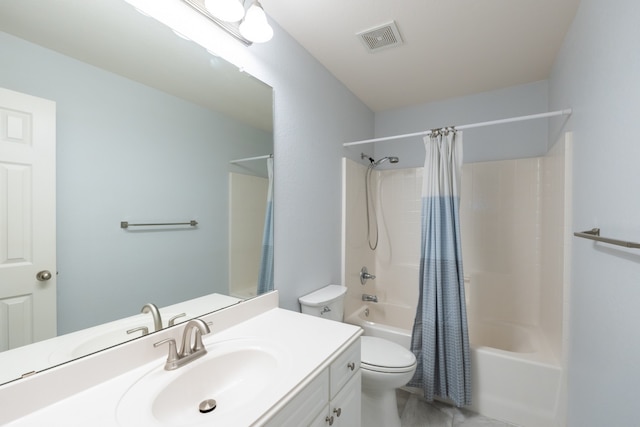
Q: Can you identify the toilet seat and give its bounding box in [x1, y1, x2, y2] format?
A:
[361, 336, 417, 374]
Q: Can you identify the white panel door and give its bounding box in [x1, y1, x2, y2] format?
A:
[0, 87, 56, 351]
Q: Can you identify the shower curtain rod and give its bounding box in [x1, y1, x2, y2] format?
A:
[229, 154, 273, 164]
[343, 108, 572, 147]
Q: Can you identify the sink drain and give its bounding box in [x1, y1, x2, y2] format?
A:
[199, 399, 217, 414]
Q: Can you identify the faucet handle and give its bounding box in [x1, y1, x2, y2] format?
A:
[360, 266, 376, 285]
[154, 338, 179, 366]
[126, 326, 149, 336]
[168, 313, 187, 327]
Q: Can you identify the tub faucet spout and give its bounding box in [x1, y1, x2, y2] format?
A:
[362, 294, 378, 303]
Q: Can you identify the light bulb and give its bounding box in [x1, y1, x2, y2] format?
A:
[204, 0, 245, 22]
[239, 1, 273, 43]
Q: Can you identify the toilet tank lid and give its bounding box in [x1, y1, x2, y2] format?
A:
[298, 285, 346, 306]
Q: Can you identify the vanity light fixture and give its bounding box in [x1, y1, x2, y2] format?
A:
[204, 0, 273, 43]
[203, 0, 244, 22]
[238, 1, 273, 43]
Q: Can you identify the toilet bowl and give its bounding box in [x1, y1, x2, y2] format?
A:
[299, 285, 417, 427]
[360, 336, 416, 427]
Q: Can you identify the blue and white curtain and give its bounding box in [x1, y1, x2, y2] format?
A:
[408, 129, 471, 407]
[257, 157, 274, 295]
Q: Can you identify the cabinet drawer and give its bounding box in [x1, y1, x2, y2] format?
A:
[329, 339, 360, 399]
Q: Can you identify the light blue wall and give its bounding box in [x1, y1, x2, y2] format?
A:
[549, 1, 640, 425]
[371, 80, 549, 168]
[1, 32, 272, 333]
[237, 23, 375, 311]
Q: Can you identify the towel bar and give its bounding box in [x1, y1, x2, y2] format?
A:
[573, 228, 640, 249]
[121, 220, 198, 229]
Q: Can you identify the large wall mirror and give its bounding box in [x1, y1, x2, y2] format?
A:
[0, 0, 273, 385]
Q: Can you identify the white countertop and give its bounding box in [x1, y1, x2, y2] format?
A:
[2, 293, 361, 426]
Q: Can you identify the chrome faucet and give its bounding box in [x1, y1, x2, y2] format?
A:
[360, 266, 376, 285]
[154, 319, 211, 371]
[362, 293, 378, 303]
[141, 303, 163, 332]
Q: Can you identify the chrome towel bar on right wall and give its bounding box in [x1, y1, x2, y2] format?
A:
[573, 228, 640, 249]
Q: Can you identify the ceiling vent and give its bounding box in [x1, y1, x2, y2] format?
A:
[357, 21, 403, 53]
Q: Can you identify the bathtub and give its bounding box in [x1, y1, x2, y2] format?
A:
[345, 303, 562, 427]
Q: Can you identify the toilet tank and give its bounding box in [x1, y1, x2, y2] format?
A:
[298, 285, 347, 322]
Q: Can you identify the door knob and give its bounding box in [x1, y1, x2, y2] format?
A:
[36, 270, 52, 281]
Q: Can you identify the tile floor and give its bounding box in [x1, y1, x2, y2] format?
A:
[397, 389, 519, 427]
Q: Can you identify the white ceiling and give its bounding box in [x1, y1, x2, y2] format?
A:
[261, 0, 581, 112]
[1, 1, 581, 118]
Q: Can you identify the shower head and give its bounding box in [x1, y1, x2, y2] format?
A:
[373, 156, 399, 166]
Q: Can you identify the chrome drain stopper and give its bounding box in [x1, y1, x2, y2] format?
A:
[199, 399, 217, 414]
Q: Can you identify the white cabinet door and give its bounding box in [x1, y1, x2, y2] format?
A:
[263, 371, 329, 427]
[262, 340, 362, 427]
[331, 370, 361, 427]
[312, 372, 362, 427]
[0, 87, 56, 351]
[308, 404, 330, 427]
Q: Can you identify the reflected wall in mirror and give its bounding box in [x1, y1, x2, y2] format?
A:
[0, 0, 273, 385]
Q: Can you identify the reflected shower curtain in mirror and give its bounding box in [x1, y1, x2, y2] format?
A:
[409, 130, 471, 407]
[257, 157, 274, 295]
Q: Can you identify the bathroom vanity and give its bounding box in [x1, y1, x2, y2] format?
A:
[264, 337, 361, 427]
[0, 292, 362, 426]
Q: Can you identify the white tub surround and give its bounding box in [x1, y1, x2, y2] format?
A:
[0, 291, 362, 426]
[342, 141, 572, 426]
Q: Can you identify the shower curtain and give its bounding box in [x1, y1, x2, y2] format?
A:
[409, 129, 471, 407]
[257, 157, 274, 295]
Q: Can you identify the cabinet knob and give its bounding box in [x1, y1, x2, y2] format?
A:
[347, 362, 355, 371]
[325, 415, 334, 425]
[333, 407, 342, 417]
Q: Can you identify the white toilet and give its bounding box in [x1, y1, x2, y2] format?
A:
[299, 285, 417, 427]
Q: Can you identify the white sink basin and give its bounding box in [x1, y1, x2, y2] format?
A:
[116, 338, 286, 427]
